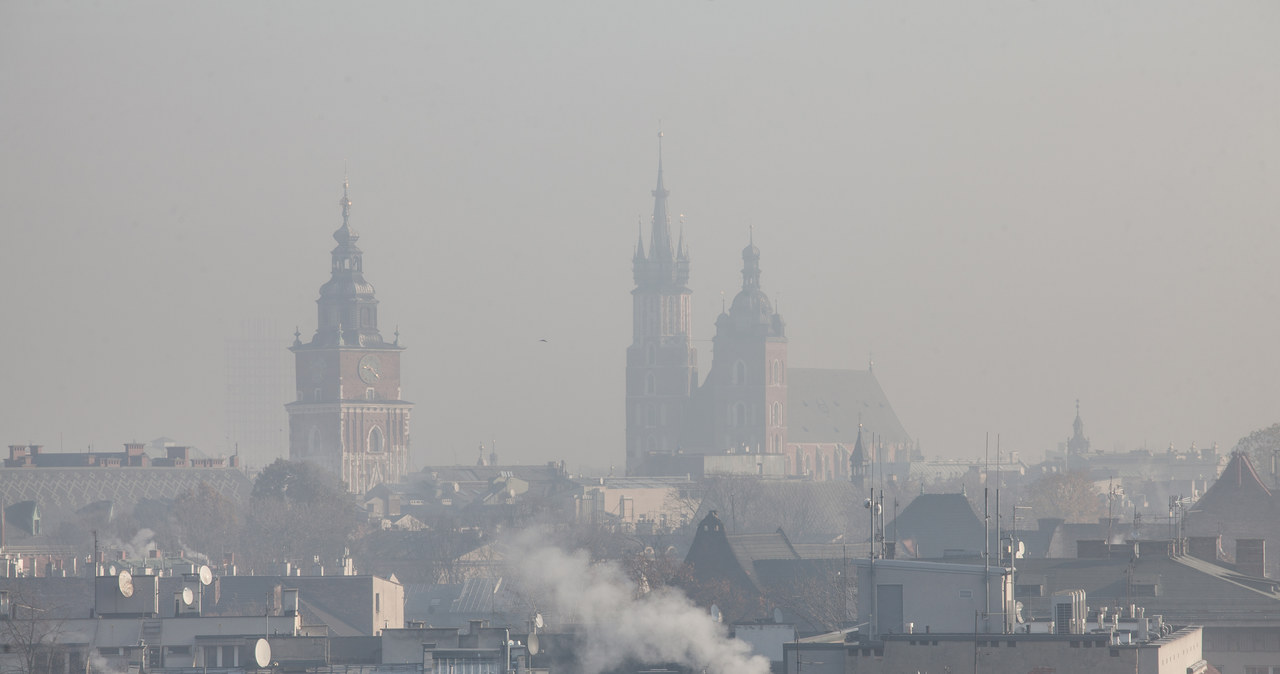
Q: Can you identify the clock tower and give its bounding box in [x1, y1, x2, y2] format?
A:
[286, 179, 412, 493]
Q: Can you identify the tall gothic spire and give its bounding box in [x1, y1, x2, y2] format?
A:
[650, 130, 673, 261]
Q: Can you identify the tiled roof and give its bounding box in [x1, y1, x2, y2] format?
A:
[787, 368, 911, 446]
[885, 493, 986, 558]
[0, 467, 251, 525]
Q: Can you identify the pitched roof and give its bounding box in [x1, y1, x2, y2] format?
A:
[786, 368, 910, 446]
[885, 493, 986, 558]
[1192, 450, 1274, 513]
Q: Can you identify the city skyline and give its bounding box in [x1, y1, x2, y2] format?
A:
[3, 2, 1278, 472]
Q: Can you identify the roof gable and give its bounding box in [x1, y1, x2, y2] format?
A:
[786, 368, 910, 446]
[886, 493, 985, 558]
[1192, 451, 1275, 515]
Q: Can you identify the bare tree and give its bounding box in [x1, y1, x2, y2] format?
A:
[0, 592, 69, 674]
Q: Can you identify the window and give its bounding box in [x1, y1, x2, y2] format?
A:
[733, 360, 747, 385]
[369, 427, 384, 454]
[645, 372, 656, 395]
[646, 343, 657, 366]
[771, 401, 783, 426]
[366, 387, 376, 400]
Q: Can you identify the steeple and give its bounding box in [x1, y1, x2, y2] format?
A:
[312, 176, 383, 347]
[741, 227, 761, 290]
[632, 131, 689, 290]
[650, 130, 673, 262]
[634, 218, 646, 261]
[1067, 399, 1090, 455]
[334, 174, 358, 245]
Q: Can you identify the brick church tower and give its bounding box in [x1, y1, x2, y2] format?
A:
[287, 179, 411, 493]
[698, 236, 788, 455]
[625, 133, 698, 475]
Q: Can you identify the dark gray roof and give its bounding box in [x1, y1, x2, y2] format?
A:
[787, 368, 910, 446]
[885, 493, 986, 558]
[727, 532, 799, 567]
[0, 467, 251, 526]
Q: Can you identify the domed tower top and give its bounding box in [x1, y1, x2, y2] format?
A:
[310, 177, 386, 348]
[719, 230, 784, 337]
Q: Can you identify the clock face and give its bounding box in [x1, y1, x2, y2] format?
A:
[358, 354, 382, 384]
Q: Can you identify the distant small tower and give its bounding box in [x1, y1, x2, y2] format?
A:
[850, 424, 868, 488]
[1067, 399, 1091, 455]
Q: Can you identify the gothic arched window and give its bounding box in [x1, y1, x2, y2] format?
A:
[645, 372, 656, 396]
[368, 427, 384, 454]
[733, 360, 747, 385]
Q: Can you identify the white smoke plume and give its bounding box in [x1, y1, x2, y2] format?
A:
[506, 532, 770, 674]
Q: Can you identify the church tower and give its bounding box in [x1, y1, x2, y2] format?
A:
[1067, 399, 1090, 455]
[699, 236, 788, 455]
[626, 133, 697, 475]
[287, 179, 412, 493]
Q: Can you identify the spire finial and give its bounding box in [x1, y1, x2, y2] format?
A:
[749, 225, 754, 245]
[649, 128, 672, 260]
[340, 168, 352, 227]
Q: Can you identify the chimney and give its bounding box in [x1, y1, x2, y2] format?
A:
[1236, 539, 1266, 578]
[1077, 540, 1109, 559]
[1136, 540, 1173, 559]
[1186, 536, 1221, 563]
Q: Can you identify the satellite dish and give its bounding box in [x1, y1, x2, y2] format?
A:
[773, 608, 784, 624]
[527, 632, 540, 655]
[534, 613, 544, 630]
[181, 587, 194, 606]
[198, 565, 213, 586]
[710, 604, 722, 623]
[118, 570, 134, 598]
[254, 638, 271, 668]
[1015, 601, 1025, 624]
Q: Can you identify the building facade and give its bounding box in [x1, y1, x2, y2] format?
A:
[287, 180, 411, 494]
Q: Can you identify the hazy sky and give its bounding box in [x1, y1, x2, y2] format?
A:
[3, 1, 1277, 473]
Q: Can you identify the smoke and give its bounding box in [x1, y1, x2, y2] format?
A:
[89, 652, 130, 674]
[100, 528, 156, 565]
[121, 528, 156, 561]
[505, 531, 770, 674]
